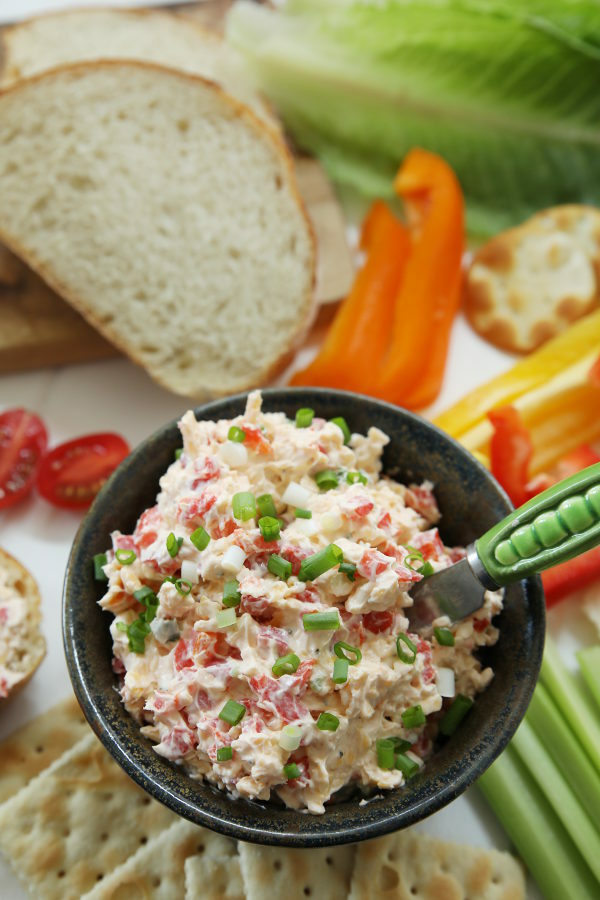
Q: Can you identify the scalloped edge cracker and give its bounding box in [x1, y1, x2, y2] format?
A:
[239, 841, 356, 900]
[185, 851, 245, 900]
[348, 830, 526, 900]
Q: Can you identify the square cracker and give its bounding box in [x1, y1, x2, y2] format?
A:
[185, 852, 245, 900]
[82, 818, 235, 899]
[239, 841, 356, 900]
[0, 695, 89, 804]
[0, 732, 177, 899]
[348, 830, 526, 900]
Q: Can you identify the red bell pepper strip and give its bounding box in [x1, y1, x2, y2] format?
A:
[588, 353, 600, 388]
[542, 548, 600, 607]
[487, 406, 533, 508]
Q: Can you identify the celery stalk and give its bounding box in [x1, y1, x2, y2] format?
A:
[511, 719, 600, 882]
[540, 636, 600, 776]
[576, 645, 600, 712]
[526, 683, 600, 834]
[478, 747, 598, 900]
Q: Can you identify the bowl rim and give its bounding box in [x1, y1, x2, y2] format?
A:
[63, 387, 545, 846]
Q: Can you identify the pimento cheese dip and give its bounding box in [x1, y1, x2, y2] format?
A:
[99, 392, 501, 813]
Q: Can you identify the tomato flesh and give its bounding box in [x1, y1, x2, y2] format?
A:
[0, 409, 48, 510]
[37, 432, 130, 510]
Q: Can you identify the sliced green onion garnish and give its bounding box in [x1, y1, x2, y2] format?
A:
[93, 553, 108, 582]
[272, 652, 301, 677]
[395, 752, 419, 778]
[133, 585, 157, 605]
[295, 408, 314, 428]
[166, 532, 183, 558]
[174, 447, 183, 460]
[218, 699, 246, 726]
[439, 694, 473, 736]
[401, 704, 426, 729]
[174, 579, 192, 596]
[267, 554, 292, 580]
[316, 712, 339, 732]
[228, 426, 246, 443]
[283, 762, 301, 780]
[298, 543, 343, 582]
[376, 738, 395, 770]
[314, 469, 339, 491]
[405, 551, 425, 570]
[434, 627, 455, 647]
[295, 508, 312, 519]
[396, 633, 418, 664]
[116, 621, 128, 632]
[389, 736, 413, 753]
[330, 416, 351, 444]
[419, 561, 435, 576]
[332, 658, 349, 684]
[303, 610, 341, 631]
[338, 562, 356, 582]
[334, 641, 362, 665]
[115, 548, 136, 565]
[190, 526, 210, 551]
[257, 493, 277, 518]
[232, 491, 256, 521]
[216, 746, 233, 761]
[216, 608, 237, 628]
[223, 580, 241, 608]
[259, 515, 281, 542]
[126, 618, 151, 654]
[346, 471, 367, 485]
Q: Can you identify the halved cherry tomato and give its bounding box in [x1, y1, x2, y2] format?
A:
[0, 409, 48, 510]
[36, 432, 130, 510]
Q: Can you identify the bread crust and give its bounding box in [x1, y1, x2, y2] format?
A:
[0, 547, 45, 704]
[0, 59, 316, 399]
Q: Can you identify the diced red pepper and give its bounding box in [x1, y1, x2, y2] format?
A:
[363, 610, 394, 633]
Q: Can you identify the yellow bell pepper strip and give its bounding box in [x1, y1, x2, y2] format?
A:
[434, 309, 600, 441]
[372, 148, 464, 408]
[291, 202, 409, 393]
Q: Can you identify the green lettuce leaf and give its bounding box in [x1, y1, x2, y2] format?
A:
[227, 0, 600, 236]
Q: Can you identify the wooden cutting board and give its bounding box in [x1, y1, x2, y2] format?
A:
[0, 2, 354, 375]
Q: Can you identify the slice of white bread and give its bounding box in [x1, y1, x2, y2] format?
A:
[0, 548, 45, 703]
[0, 62, 316, 398]
[0, 6, 275, 127]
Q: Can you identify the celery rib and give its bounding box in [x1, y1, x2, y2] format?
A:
[478, 747, 598, 900]
[576, 645, 600, 712]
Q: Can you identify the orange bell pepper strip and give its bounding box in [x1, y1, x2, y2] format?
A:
[372, 148, 464, 408]
[290, 202, 409, 393]
[589, 352, 600, 388]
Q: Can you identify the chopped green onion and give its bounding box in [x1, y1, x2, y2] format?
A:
[298, 543, 343, 582]
[419, 561, 435, 576]
[303, 610, 341, 631]
[174, 447, 183, 460]
[272, 652, 301, 677]
[402, 704, 426, 729]
[216, 746, 233, 761]
[316, 712, 340, 732]
[346, 471, 367, 485]
[376, 738, 396, 769]
[405, 551, 425, 570]
[93, 553, 108, 582]
[218, 700, 246, 726]
[396, 633, 418, 664]
[115, 548, 136, 565]
[434, 627, 455, 647]
[279, 724, 303, 751]
[116, 621, 128, 632]
[232, 491, 256, 521]
[295, 508, 312, 519]
[259, 515, 281, 542]
[257, 493, 277, 518]
[268, 554, 292, 580]
[283, 762, 301, 780]
[334, 641, 362, 665]
[389, 736, 413, 753]
[395, 752, 420, 778]
[439, 694, 473, 736]
[133, 585, 157, 605]
[338, 562, 356, 582]
[223, 581, 241, 608]
[228, 425, 246, 443]
[314, 469, 339, 491]
[126, 618, 151, 654]
[216, 608, 237, 628]
[295, 408, 314, 428]
[330, 416, 351, 444]
[166, 533, 183, 558]
[173, 579, 191, 596]
[332, 658, 349, 684]
[190, 526, 210, 551]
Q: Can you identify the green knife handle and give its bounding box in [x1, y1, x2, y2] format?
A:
[476, 463, 600, 586]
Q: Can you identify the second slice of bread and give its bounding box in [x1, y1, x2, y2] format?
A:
[0, 62, 316, 397]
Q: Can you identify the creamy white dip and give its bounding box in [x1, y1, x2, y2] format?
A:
[100, 391, 501, 813]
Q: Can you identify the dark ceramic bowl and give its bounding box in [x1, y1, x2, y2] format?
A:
[63, 388, 545, 847]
